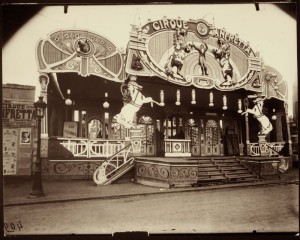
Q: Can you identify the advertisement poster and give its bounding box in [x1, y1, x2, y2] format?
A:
[63, 122, 78, 138]
[20, 128, 31, 145]
[3, 128, 18, 175]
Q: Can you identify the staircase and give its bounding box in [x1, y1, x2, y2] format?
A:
[196, 156, 258, 185]
[93, 144, 135, 185]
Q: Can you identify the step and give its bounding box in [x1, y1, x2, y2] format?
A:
[216, 163, 242, 167]
[198, 168, 222, 173]
[198, 172, 225, 176]
[198, 163, 217, 167]
[227, 178, 259, 183]
[220, 166, 246, 170]
[196, 160, 212, 163]
[197, 176, 227, 182]
[198, 167, 220, 171]
[212, 157, 236, 160]
[227, 174, 257, 179]
[223, 170, 252, 175]
[213, 160, 239, 164]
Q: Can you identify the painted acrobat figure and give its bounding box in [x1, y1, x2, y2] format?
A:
[219, 51, 235, 85]
[241, 95, 273, 135]
[191, 40, 209, 75]
[165, 28, 191, 78]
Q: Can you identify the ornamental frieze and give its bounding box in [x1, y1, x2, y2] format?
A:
[125, 18, 263, 91]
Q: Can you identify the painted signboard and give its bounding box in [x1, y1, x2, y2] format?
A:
[63, 121, 79, 138]
[126, 18, 263, 92]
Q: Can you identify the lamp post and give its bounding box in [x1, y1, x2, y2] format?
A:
[31, 96, 47, 197]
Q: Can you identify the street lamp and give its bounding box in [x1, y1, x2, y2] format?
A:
[31, 96, 47, 197]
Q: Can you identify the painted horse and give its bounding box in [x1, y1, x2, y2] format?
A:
[115, 80, 162, 129]
[241, 96, 273, 135]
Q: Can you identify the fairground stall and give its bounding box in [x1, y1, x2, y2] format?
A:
[35, 18, 292, 187]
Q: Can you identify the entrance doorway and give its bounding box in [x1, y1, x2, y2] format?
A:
[204, 119, 220, 156]
[137, 115, 155, 156]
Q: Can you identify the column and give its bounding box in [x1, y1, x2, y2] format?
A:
[275, 113, 283, 142]
[245, 113, 250, 155]
[39, 74, 49, 137]
[284, 102, 293, 155]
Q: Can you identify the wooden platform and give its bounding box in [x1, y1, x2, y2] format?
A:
[135, 156, 263, 188]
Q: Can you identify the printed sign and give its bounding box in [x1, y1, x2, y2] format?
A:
[3, 129, 18, 175]
[2, 100, 36, 127]
[63, 122, 78, 138]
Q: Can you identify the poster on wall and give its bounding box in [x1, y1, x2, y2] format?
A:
[63, 122, 78, 138]
[3, 128, 18, 175]
[20, 128, 31, 145]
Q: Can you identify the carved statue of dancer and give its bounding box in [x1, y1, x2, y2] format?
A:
[115, 78, 163, 129]
[191, 40, 209, 76]
[241, 95, 273, 135]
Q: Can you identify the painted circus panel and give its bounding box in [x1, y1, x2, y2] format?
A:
[126, 19, 262, 92]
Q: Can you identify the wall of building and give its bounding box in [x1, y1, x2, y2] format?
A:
[2, 84, 36, 176]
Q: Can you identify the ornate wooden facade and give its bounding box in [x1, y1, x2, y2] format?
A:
[34, 18, 291, 178]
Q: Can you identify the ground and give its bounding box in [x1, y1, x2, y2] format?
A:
[3, 183, 299, 235]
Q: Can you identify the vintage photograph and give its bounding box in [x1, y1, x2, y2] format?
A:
[2, 2, 298, 237]
[20, 129, 31, 145]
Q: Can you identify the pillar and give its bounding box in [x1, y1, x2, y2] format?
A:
[275, 113, 283, 142]
[39, 74, 49, 137]
[245, 113, 250, 155]
[284, 102, 293, 155]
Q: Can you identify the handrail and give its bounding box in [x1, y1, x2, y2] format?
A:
[103, 143, 132, 162]
[93, 143, 134, 185]
[265, 143, 289, 173]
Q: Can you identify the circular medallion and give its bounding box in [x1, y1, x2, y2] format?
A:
[74, 38, 95, 57]
[197, 22, 209, 36]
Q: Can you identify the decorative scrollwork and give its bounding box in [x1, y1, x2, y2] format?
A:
[171, 169, 179, 179]
[137, 165, 147, 175]
[54, 162, 77, 174]
[159, 167, 169, 179]
[66, 60, 79, 70]
[188, 168, 197, 179]
[171, 167, 197, 179]
[77, 162, 101, 175]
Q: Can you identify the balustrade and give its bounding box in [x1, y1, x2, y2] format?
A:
[57, 137, 125, 159]
[164, 139, 191, 157]
[248, 142, 285, 157]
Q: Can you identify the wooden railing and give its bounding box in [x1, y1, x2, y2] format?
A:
[58, 138, 125, 159]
